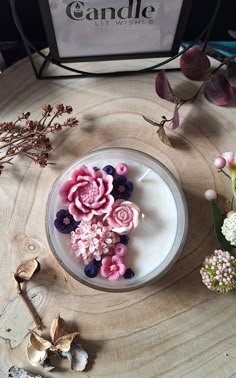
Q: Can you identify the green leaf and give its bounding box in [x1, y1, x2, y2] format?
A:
[230, 168, 236, 200]
[211, 199, 233, 252]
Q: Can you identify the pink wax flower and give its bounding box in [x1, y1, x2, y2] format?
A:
[71, 218, 120, 264]
[59, 165, 114, 221]
[105, 199, 140, 235]
[100, 255, 126, 281]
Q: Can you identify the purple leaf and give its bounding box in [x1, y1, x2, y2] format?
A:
[228, 29, 236, 39]
[204, 74, 233, 106]
[170, 105, 180, 130]
[180, 47, 210, 81]
[155, 70, 175, 102]
[227, 62, 236, 88]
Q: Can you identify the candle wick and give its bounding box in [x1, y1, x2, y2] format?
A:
[138, 168, 151, 182]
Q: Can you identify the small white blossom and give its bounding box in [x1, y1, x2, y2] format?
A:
[221, 213, 236, 246]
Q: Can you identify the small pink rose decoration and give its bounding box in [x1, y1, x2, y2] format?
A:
[100, 255, 126, 281]
[59, 165, 114, 221]
[106, 199, 140, 235]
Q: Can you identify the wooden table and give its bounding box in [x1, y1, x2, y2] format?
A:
[1, 56, 236, 378]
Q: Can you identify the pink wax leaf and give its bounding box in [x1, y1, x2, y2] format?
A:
[227, 62, 236, 88]
[204, 74, 233, 106]
[180, 47, 210, 81]
[170, 105, 180, 130]
[155, 70, 175, 102]
[228, 29, 236, 39]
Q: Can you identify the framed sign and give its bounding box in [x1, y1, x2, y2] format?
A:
[39, 0, 192, 63]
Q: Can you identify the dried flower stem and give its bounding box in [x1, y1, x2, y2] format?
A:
[14, 277, 42, 329]
[0, 104, 78, 175]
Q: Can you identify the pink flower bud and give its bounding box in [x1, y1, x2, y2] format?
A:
[116, 163, 128, 176]
[214, 156, 226, 169]
[114, 243, 128, 257]
[227, 211, 236, 218]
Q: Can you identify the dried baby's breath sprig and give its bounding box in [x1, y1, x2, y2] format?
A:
[27, 315, 88, 372]
[13, 258, 42, 329]
[0, 104, 79, 175]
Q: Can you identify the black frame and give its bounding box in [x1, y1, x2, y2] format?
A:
[38, 0, 192, 63]
[9, 0, 222, 79]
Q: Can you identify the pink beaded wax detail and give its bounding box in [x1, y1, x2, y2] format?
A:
[55, 163, 141, 281]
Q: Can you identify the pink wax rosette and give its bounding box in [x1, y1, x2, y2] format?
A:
[54, 162, 141, 281]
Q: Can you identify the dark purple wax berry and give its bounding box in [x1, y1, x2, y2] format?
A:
[103, 165, 115, 176]
[119, 235, 129, 245]
[93, 259, 102, 268]
[93, 167, 100, 171]
[124, 268, 135, 279]
[84, 263, 99, 278]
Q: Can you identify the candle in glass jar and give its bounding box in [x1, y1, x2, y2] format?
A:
[46, 148, 187, 292]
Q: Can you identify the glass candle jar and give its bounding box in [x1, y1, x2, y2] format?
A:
[46, 148, 188, 292]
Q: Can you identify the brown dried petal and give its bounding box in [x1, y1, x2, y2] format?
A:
[61, 340, 88, 372]
[27, 343, 48, 367]
[30, 331, 52, 351]
[143, 115, 160, 127]
[158, 127, 172, 147]
[50, 315, 66, 343]
[170, 105, 180, 130]
[15, 258, 40, 283]
[55, 332, 79, 352]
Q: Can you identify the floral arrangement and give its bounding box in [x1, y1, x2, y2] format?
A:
[143, 44, 236, 146]
[54, 163, 141, 281]
[0, 104, 78, 175]
[201, 152, 236, 293]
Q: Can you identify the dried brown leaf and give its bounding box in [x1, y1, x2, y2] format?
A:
[50, 314, 66, 343]
[15, 258, 40, 283]
[158, 127, 172, 147]
[61, 340, 88, 372]
[55, 332, 79, 352]
[27, 343, 48, 367]
[170, 105, 180, 130]
[143, 115, 160, 127]
[30, 331, 52, 351]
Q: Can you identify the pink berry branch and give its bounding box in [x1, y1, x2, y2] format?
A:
[0, 104, 79, 175]
[143, 46, 236, 147]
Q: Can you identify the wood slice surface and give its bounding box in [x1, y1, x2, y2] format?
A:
[0, 57, 236, 378]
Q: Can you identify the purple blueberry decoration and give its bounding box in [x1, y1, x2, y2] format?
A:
[84, 263, 99, 278]
[111, 175, 133, 200]
[103, 165, 116, 176]
[124, 268, 135, 279]
[119, 235, 129, 245]
[54, 209, 80, 234]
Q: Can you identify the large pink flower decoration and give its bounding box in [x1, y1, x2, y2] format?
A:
[60, 165, 114, 221]
[106, 199, 140, 235]
[100, 255, 126, 281]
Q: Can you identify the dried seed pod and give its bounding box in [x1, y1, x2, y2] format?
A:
[30, 330, 52, 351]
[50, 314, 66, 343]
[15, 258, 40, 283]
[27, 343, 48, 367]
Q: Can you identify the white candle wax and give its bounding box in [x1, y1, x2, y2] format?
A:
[46, 148, 187, 291]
